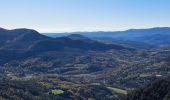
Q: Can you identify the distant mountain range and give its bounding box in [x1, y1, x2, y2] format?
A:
[0, 28, 129, 63]
[0, 28, 128, 51]
[43, 27, 170, 46]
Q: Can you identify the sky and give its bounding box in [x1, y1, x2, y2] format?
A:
[0, 0, 170, 33]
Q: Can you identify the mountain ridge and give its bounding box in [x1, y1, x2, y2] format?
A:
[43, 27, 170, 46]
[0, 28, 130, 63]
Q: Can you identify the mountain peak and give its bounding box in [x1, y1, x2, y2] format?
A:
[0, 28, 49, 50]
[0, 28, 40, 35]
[10, 28, 39, 35]
[66, 34, 97, 44]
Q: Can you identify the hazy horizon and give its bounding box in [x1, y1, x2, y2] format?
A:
[1, 0, 170, 32]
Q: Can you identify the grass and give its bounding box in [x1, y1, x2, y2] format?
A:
[50, 89, 64, 95]
[107, 87, 127, 95]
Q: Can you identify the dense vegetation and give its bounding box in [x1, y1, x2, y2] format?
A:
[126, 79, 170, 100]
[0, 76, 123, 100]
[0, 27, 170, 100]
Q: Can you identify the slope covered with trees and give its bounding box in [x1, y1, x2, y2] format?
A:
[126, 79, 170, 100]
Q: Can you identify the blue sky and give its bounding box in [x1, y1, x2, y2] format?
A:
[0, 0, 170, 32]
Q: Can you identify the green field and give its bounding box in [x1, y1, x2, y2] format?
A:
[107, 87, 127, 95]
[50, 89, 64, 95]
